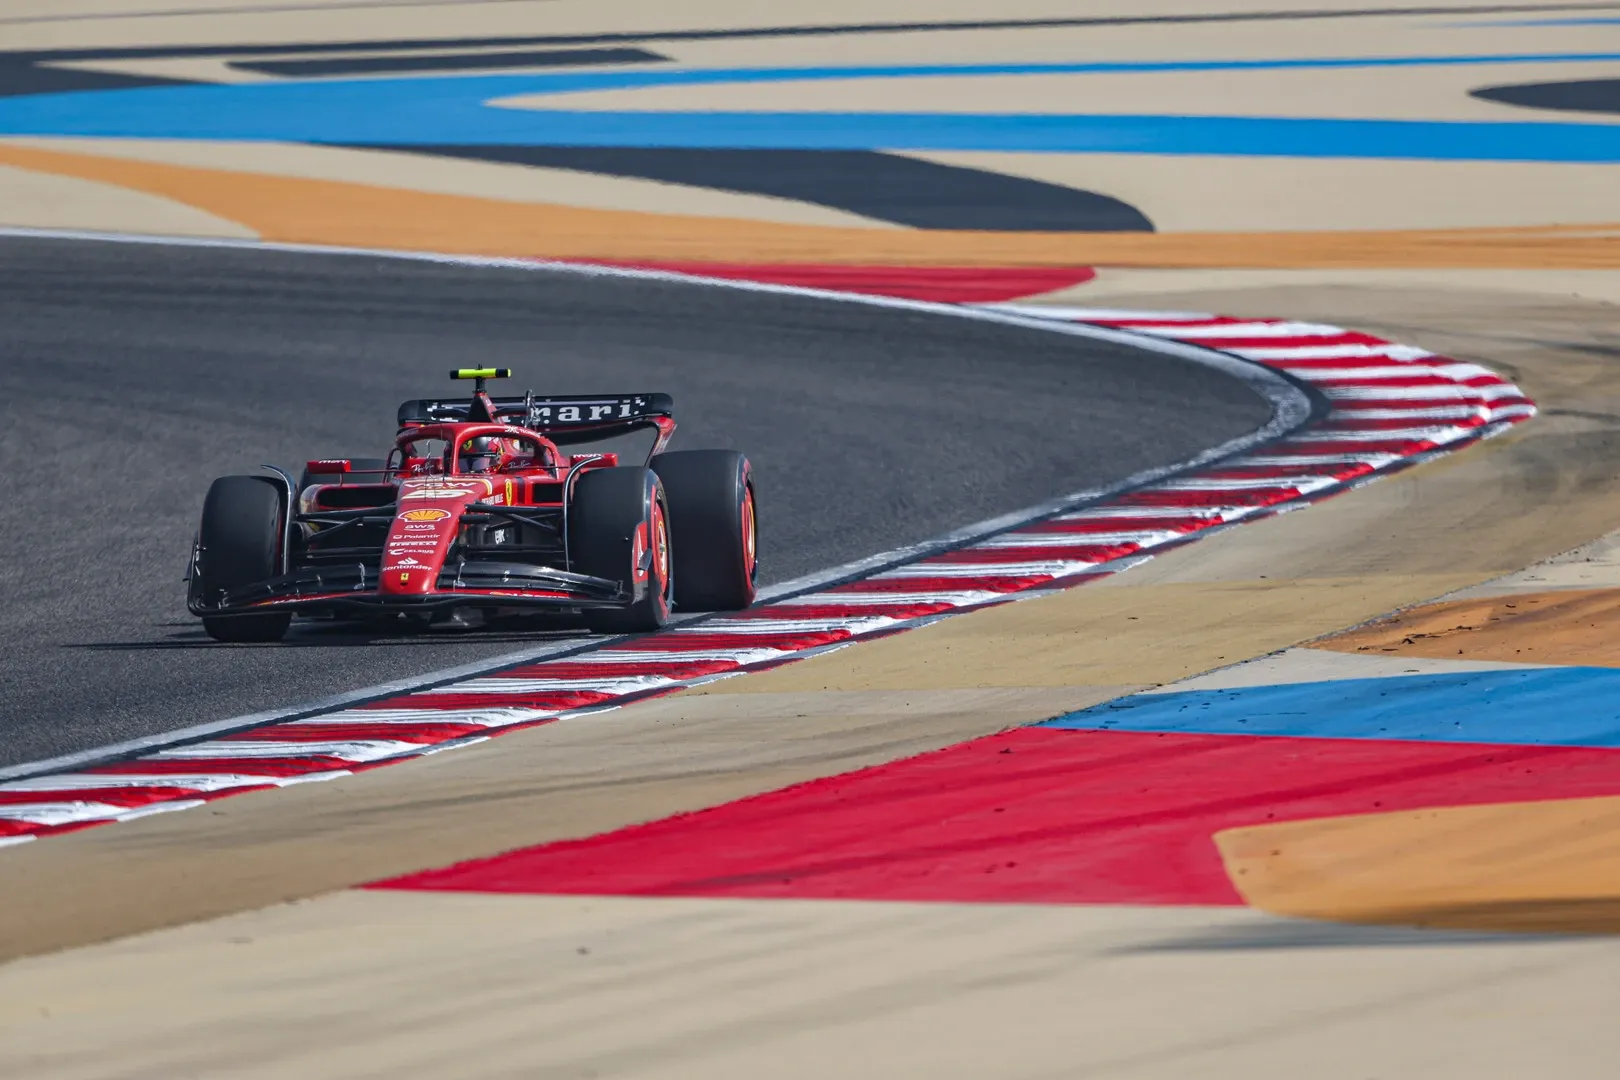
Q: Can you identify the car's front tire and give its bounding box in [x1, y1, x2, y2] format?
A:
[196, 475, 292, 643]
[569, 467, 673, 635]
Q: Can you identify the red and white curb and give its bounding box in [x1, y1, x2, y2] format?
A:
[0, 302, 1533, 846]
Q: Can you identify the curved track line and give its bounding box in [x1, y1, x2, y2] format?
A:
[0, 229, 1532, 846]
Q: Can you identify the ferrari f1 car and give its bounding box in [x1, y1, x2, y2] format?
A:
[187, 369, 757, 643]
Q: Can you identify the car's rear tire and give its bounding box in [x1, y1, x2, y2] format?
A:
[569, 467, 672, 635]
[651, 450, 757, 612]
[197, 475, 292, 643]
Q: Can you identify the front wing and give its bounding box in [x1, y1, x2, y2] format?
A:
[187, 557, 630, 616]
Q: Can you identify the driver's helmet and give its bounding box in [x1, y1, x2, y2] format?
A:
[459, 436, 503, 473]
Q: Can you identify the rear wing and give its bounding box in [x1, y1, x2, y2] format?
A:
[397, 393, 673, 442]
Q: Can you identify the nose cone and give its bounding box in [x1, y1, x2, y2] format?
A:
[381, 478, 493, 594]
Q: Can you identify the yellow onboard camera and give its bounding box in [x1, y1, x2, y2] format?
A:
[448, 367, 511, 392]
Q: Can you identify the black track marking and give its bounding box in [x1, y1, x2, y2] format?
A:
[235, 46, 667, 78]
[1472, 78, 1620, 116]
[380, 146, 1156, 233]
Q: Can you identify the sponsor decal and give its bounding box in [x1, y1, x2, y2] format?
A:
[400, 479, 489, 500]
[402, 523, 437, 532]
[390, 557, 423, 567]
[401, 508, 451, 523]
[387, 539, 438, 547]
[403, 488, 475, 500]
[526, 399, 642, 426]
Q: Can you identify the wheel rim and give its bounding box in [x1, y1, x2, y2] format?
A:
[651, 496, 672, 607]
[740, 485, 758, 583]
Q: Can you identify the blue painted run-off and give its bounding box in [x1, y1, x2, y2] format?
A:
[1458, 18, 1620, 26]
[1041, 668, 1620, 748]
[5, 52, 1620, 162]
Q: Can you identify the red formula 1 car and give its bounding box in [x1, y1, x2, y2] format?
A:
[187, 369, 757, 643]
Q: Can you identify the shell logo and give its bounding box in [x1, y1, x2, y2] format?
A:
[400, 508, 451, 522]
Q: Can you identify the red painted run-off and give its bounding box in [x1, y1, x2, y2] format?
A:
[376, 729, 1620, 904]
[577, 261, 1096, 303]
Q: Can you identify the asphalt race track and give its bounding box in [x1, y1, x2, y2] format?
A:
[0, 234, 1270, 768]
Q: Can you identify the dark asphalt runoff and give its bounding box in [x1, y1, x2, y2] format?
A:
[0, 235, 1272, 767]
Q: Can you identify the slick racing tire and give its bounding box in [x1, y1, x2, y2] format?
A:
[298, 456, 389, 493]
[651, 450, 758, 611]
[569, 466, 673, 635]
[197, 475, 292, 644]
